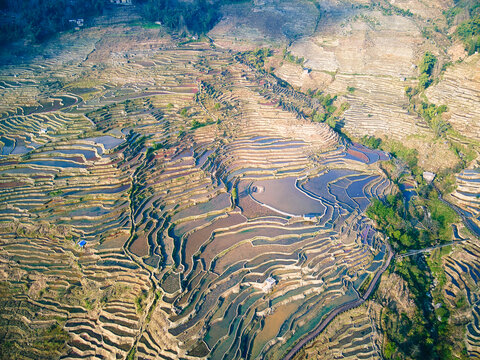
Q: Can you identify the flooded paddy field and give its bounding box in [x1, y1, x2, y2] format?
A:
[0, 25, 394, 360]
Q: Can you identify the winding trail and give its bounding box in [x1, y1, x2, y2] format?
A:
[282, 241, 393, 360]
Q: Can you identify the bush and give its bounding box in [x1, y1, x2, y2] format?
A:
[418, 73, 431, 90]
[126, 348, 136, 360]
[388, 141, 418, 169]
[241, 48, 273, 70]
[416, 52, 437, 90]
[419, 52, 437, 76]
[383, 339, 396, 358]
[283, 50, 304, 65]
[456, 17, 480, 54]
[231, 187, 238, 206]
[179, 107, 189, 117]
[360, 135, 381, 149]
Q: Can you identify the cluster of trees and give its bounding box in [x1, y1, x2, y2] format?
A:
[457, 16, 480, 55]
[444, 0, 480, 55]
[378, 3, 413, 17]
[0, 0, 251, 43]
[190, 118, 215, 130]
[282, 49, 304, 65]
[368, 189, 462, 358]
[404, 52, 451, 138]
[367, 186, 457, 252]
[241, 47, 273, 71]
[306, 90, 350, 129]
[404, 95, 450, 138]
[138, 0, 249, 34]
[0, 0, 105, 43]
[361, 131, 466, 359]
[417, 51, 437, 90]
[138, 0, 219, 34]
[360, 135, 381, 149]
[418, 102, 450, 138]
[367, 194, 424, 251]
[382, 254, 462, 360]
[307, 90, 337, 116]
[315, 92, 337, 113]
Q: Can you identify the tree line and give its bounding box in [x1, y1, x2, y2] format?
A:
[0, 0, 251, 44]
[137, 0, 249, 35]
[0, 0, 105, 43]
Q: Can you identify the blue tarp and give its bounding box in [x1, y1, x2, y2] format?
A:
[78, 240, 86, 247]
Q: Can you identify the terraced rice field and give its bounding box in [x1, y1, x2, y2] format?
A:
[0, 26, 393, 359]
[449, 169, 480, 238]
[292, 303, 381, 360]
[426, 54, 480, 141]
[443, 240, 480, 358]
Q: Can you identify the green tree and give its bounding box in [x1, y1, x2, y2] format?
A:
[419, 52, 437, 76]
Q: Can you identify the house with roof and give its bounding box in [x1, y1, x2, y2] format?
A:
[250, 276, 277, 293]
[261, 277, 276, 292]
[303, 214, 317, 221]
[109, 0, 132, 5]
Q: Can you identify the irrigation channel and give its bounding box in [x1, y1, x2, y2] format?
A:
[282, 241, 394, 360]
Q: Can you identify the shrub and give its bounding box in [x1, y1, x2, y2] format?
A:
[360, 135, 381, 149]
[456, 16, 480, 54]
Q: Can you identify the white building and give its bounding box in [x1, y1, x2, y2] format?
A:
[110, 0, 132, 5]
[250, 276, 277, 293]
[303, 214, 316, 221]
[69, 19, 84, 27]
[261, 277, 276, 292]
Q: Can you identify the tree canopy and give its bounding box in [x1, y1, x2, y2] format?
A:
[0, 0, 105, 43]
[138, 0, 249, 35]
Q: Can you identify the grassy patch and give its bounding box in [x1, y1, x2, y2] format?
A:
[382, 139, 419, 170]
[238, 48, 273, 71]
[48, 189, 63, 197]
[358, 273, 372, 297]
[191, 119, 215, 130]
[135, 290, 148, 313]
[359, 135, 381, 149]
[126, 347, 136, 360]
[282, 49, 304, 65]
[425, 196, 459, 240]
